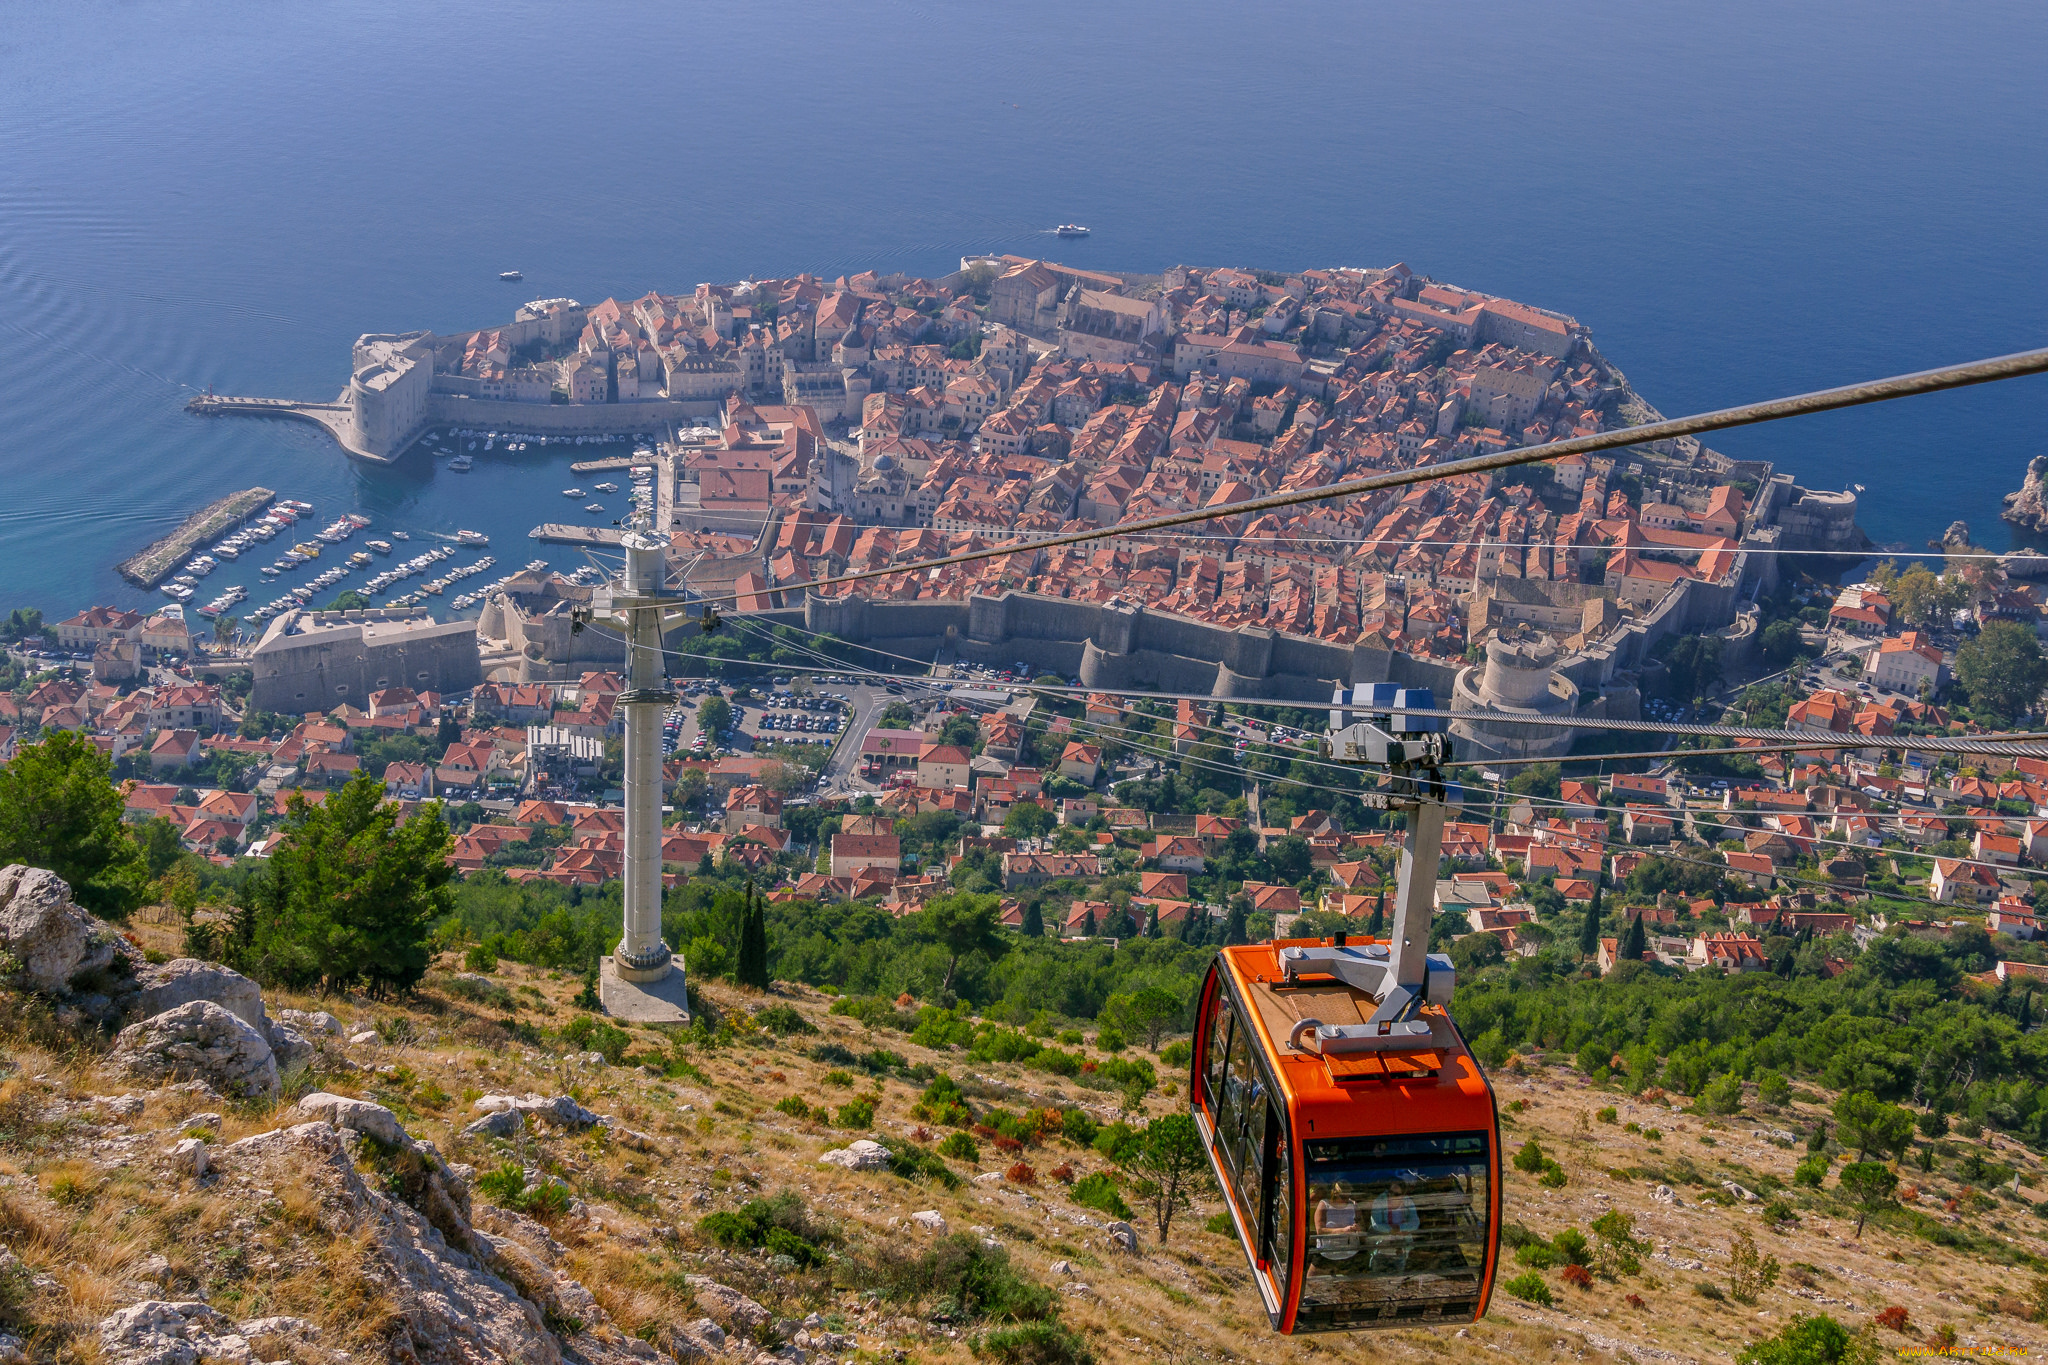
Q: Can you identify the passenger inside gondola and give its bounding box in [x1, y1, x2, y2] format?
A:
[1299, 1134, 1489, 1320]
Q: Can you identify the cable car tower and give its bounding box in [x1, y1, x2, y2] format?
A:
[589, 514, 692, 1023]
[1190, 684, 1499, 1333]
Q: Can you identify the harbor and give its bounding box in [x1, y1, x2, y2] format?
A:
[117, 487, 275, 587]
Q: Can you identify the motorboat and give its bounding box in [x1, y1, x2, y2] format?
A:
[563, 488, 583, 497]
[349, 551, 373, 567]
[390, 530, 411, 540]
[1053, 224, 1090, 237]
[584, 503, 605, 512]
[594, 481, 618, 493]
[365, 539, 392, 554]
[456, 530, 489, 546]
[450, 454, 473, 471]
[500, 270, 523, 281]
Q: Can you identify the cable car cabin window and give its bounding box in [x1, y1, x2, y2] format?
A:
[1216, 1006, 1263, 1189]
[1201, 988, 1232, 1114]
[1263, 1099, 1293, 1283]
[1298, 1132, 1490, 1330]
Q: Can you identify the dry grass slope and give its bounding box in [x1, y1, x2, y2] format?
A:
[2, 919, 2047, 1363]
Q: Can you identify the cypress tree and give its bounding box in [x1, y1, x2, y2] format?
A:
[1083, 907, 1097, 936]
[1579, 883, 1603, 957]
[1620, 912, 1647, 963]
[1021, 900, 1044, 938]
[736, 881, 770, 988]
[1145, 904, 1161, 938]
[1367, 889, 1385, 937]
[1224, 898, 1249, 946]
[2021, 990, 2034, 1031]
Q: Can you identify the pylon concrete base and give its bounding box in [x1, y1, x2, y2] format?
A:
[599, 955, 691, 1024]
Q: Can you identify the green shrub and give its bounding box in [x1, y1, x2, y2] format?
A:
[463, 944, 498, 973]
[1056, 1030, 1084, 1045]
[755, 1004, 817, 1037]
[1091, 1122, 1142, 1164]
[1069, 1172, 1134, 1220]
[824, 1069, 855, 1087]
[560, 1015, 632, 1064]
[911, 1006, 978, 1049]
[1159, 1040, 1192, 1067]
[1595, 1106, 1618, 1124]
[1550, 1227, 1591, 1265]
[1513, 1138, 1547, 1174]
[1539, 1160, 1569, 1188]
[476, 1162, 528, 1204]
[829, 995, 919, 1032]
[835, 1097, 876, 1130]
[972, 1321, 1096, 1365]
[1094, 1028, 1127, 1053]
[1735, 1313, 1868, 1365]
[1504, 1271, 1553, 1307]
[862, 1233, 1058, 1323]
[888, 1143, 963, 1189]
[1204, 1211, 1234, 1235]
[939, 1132, 981, 1162]
[914, 1074, 974, 1127]
[775, 1095, 814, 1120]
[1060, 1109, 1100, 1147]
[1793, 1154, 1829, 1188]
[1514, 1243, 1561, 1269]
[694, 1191, 833, 1266]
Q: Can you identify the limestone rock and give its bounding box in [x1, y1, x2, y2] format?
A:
[1722, 1180, 1760, 1203]
[1049, 1259, 1073, 1275]
[111, 1000, 278, 1099]
[349, 1029, 379, 1045]
[278, 1007, 343, 1035]
[911, 1210, 947, 1233]
[1106, 1220, 1140, 1252]
[0, 865, 115, 993]
[472, 1092, 604, 1130]
[1652, 1184, 1683, 1206]
[265, 1020, 315, 1075]
[106, 1093, 145, 1120]
[463, 1108, 525, 1139]
[2004, 548, 2048, 579]
[298, 1091, 407, 1146]
[95, 1299, 239, 1365]
[1942, 519, 1973, 547]
[227, 1122, 563, 1363]
[165, 1137, 209, 1178]
[684, 1276, 773, 1335]
[2006, 456, 2048, 532]
[819, 1139, 890, 1171]
[665, 1318, 727, 1362]
[129, 958, 266, 1032]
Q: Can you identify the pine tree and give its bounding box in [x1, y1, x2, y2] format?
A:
[1579, 882, 1603, 956]
[1021, 900, 1044, 938]
[736, 882, 770, 989]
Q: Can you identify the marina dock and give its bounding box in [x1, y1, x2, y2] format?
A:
[568, 455, 659, 474]
[118, 487, 275, 586]
[530, 524, 625, 548]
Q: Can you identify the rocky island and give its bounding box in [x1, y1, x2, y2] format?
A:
[2004, 454, 2048, 534]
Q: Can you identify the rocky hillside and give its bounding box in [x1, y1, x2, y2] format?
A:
[0, 865, 2043, 1362]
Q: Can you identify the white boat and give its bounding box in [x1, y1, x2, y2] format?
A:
[365, 539, 392, 554]
[456, 530, 489, 546]
[1054, 224, 1090, 237]
[563, 488, 583, 497]
[584, 502, 604, 512]
[390, 530, 410, 540]
[349, 551, 373, 567]
[499, 270, 523, 281]
[594, 481, 618, 493]
[449, 454, 473, 471]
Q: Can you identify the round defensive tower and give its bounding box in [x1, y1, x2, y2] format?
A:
[1451, 628, 1582, 760]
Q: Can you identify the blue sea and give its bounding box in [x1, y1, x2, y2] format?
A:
[3, 0, 2046, 619]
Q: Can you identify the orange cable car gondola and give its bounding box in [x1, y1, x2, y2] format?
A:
[1187, 685, 1502, 1332]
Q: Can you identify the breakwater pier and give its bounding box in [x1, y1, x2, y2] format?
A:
[530, 524, 625, 548]
[118, 487, 274, 586]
